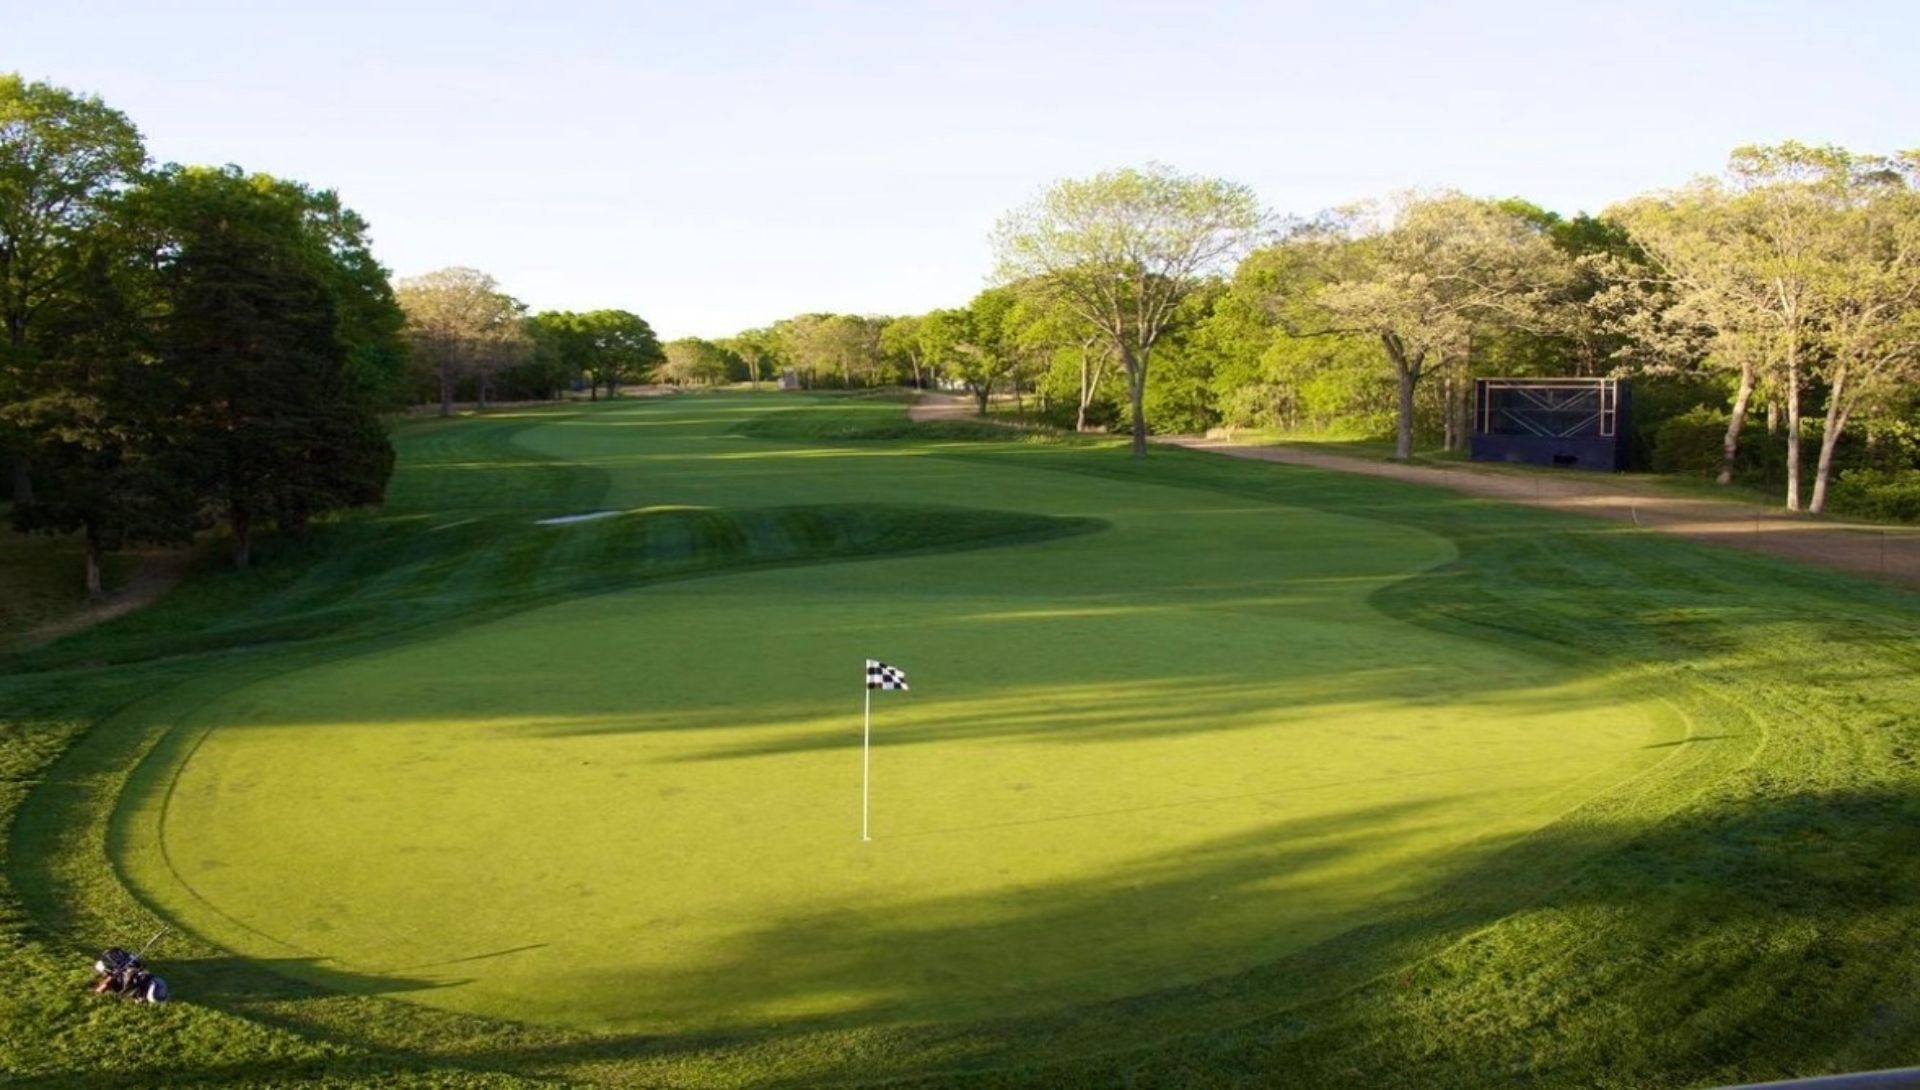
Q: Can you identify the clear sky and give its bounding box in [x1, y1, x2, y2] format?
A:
[15, 1, 1919, 338]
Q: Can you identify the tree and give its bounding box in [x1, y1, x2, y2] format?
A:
[140, 165, 400, 566]
[1192, 241, 1387, 435]
[822, 314, 885, 386]
[992, 164, 1266, 456]
[879, 315, 928, 390]
[882, 311, 965, 393]
[577, 309, 663, 399]
[0, 74, 147, 504]
[528, 310, 593, 398]
[1615, 144, 1911, 510]
[1302, 193, 1574, 460]
[1610, 185, 1769, 485]
[951, 292, 1018, 415]
[660, 337, 731, 385]
[396, 267, 528, 416]
[721, 326, 779, 388]
[2, 224, 196, 595]
[771, 314, 824, 387]
[1807, 152, 1920, 513]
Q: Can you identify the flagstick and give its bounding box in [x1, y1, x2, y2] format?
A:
[861, 686, 872, 842]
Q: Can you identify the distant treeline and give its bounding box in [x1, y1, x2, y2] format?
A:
[1, 77, 678, 592]
[10, 72, 1920, 599]
[680, 152, 1920, 521]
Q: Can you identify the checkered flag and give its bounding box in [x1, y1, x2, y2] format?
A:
[865, 659, 909, 691]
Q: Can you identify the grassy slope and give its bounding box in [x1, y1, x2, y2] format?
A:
[0, 515, 139, 651]
[1, 395, 1917, 1088]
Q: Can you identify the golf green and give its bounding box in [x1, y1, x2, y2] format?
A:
[114, 396, 1678, 1034]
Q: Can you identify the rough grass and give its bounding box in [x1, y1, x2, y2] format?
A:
[0, 514, 139, 650]
[3, 394, 1918, 1088]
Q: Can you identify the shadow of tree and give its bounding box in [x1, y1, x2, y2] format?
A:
[42, 784, 1918, 1090]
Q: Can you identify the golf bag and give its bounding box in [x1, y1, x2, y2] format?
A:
[91, 945, 170, 1003]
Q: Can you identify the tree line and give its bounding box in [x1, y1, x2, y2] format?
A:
[10, 71, 1918, 601]
[1, 76, 673, 594]
[681, 155, 1919, 519]
[2, 75, 409, 591]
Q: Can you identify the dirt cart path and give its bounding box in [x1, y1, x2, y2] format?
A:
[11, 546, 193, 651]
[1168, 435, 1920, 590]
[910, 394, 1920, 589]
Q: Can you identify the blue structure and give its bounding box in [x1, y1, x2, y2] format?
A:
[1471, 377, 1628, 471]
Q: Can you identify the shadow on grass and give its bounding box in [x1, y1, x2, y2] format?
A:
[171, 955, 463, 1004]
[53, 784, 1916, 1090]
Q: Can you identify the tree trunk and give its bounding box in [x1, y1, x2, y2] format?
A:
[1122, 346, 1148, 458]
[6, 315, 30, 504]
[1719, 360, 1756, 485]
[1380, 334, 1422, 460]
[1452, 373, 1468, 453]
[1785, 345, 1803, 511]
[10, 454, 30, 506]
[1077, 340, 1110, 432]
[84, 528, 104, 600]
[439, 359, 455, 418]
[477, 371, 491, 410]
[1809, 367, 1849, 515]
[1394, 365, 1418, 460]
[230, 505, 252, 569]
[972, 383, 991, 415]
[1077, 350, 1092, 432]
[1766, 400, 1779, 435]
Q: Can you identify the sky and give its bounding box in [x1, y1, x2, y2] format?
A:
[14, 1, 1920, 339]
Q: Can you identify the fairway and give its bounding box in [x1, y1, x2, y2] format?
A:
[113, 395, 1676, 1034]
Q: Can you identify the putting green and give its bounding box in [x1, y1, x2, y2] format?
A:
[116, 396, 1678, 1035]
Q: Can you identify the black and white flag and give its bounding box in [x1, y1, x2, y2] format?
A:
[865, 660, 909, 691]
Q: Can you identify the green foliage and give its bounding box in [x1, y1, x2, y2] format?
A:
[773, 312, 889, 388]
[1829, 468, 1920, 521]
[137, 166, 397, 559]
[1624, 371, 1731, 469]
[522, 308, 661, 400]
[659, 336, 734, 385]
[1650, 406, 1736, 476]
[992, 164, 1268, 453]
[0, 73, 149, 509]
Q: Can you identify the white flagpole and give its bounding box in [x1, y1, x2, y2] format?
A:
[862, 685, 872, 842]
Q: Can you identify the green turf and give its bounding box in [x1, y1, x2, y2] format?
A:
[0, 513, 138, 650]
[115, 398, 1671, 1036]
[4, 393, 1919, 1088]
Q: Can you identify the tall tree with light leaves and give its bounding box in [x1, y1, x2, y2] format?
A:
[396, 267, 529, 416]
[660, 337, 732, 385]
[992, 164, 1266, 456]
[1614, 143, 1915, 510]
[1302, 193, 1574, 460]
[0, 74, 147, 504]
[1807, 150, 1920, 513]
[721, 326, 779, 388]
